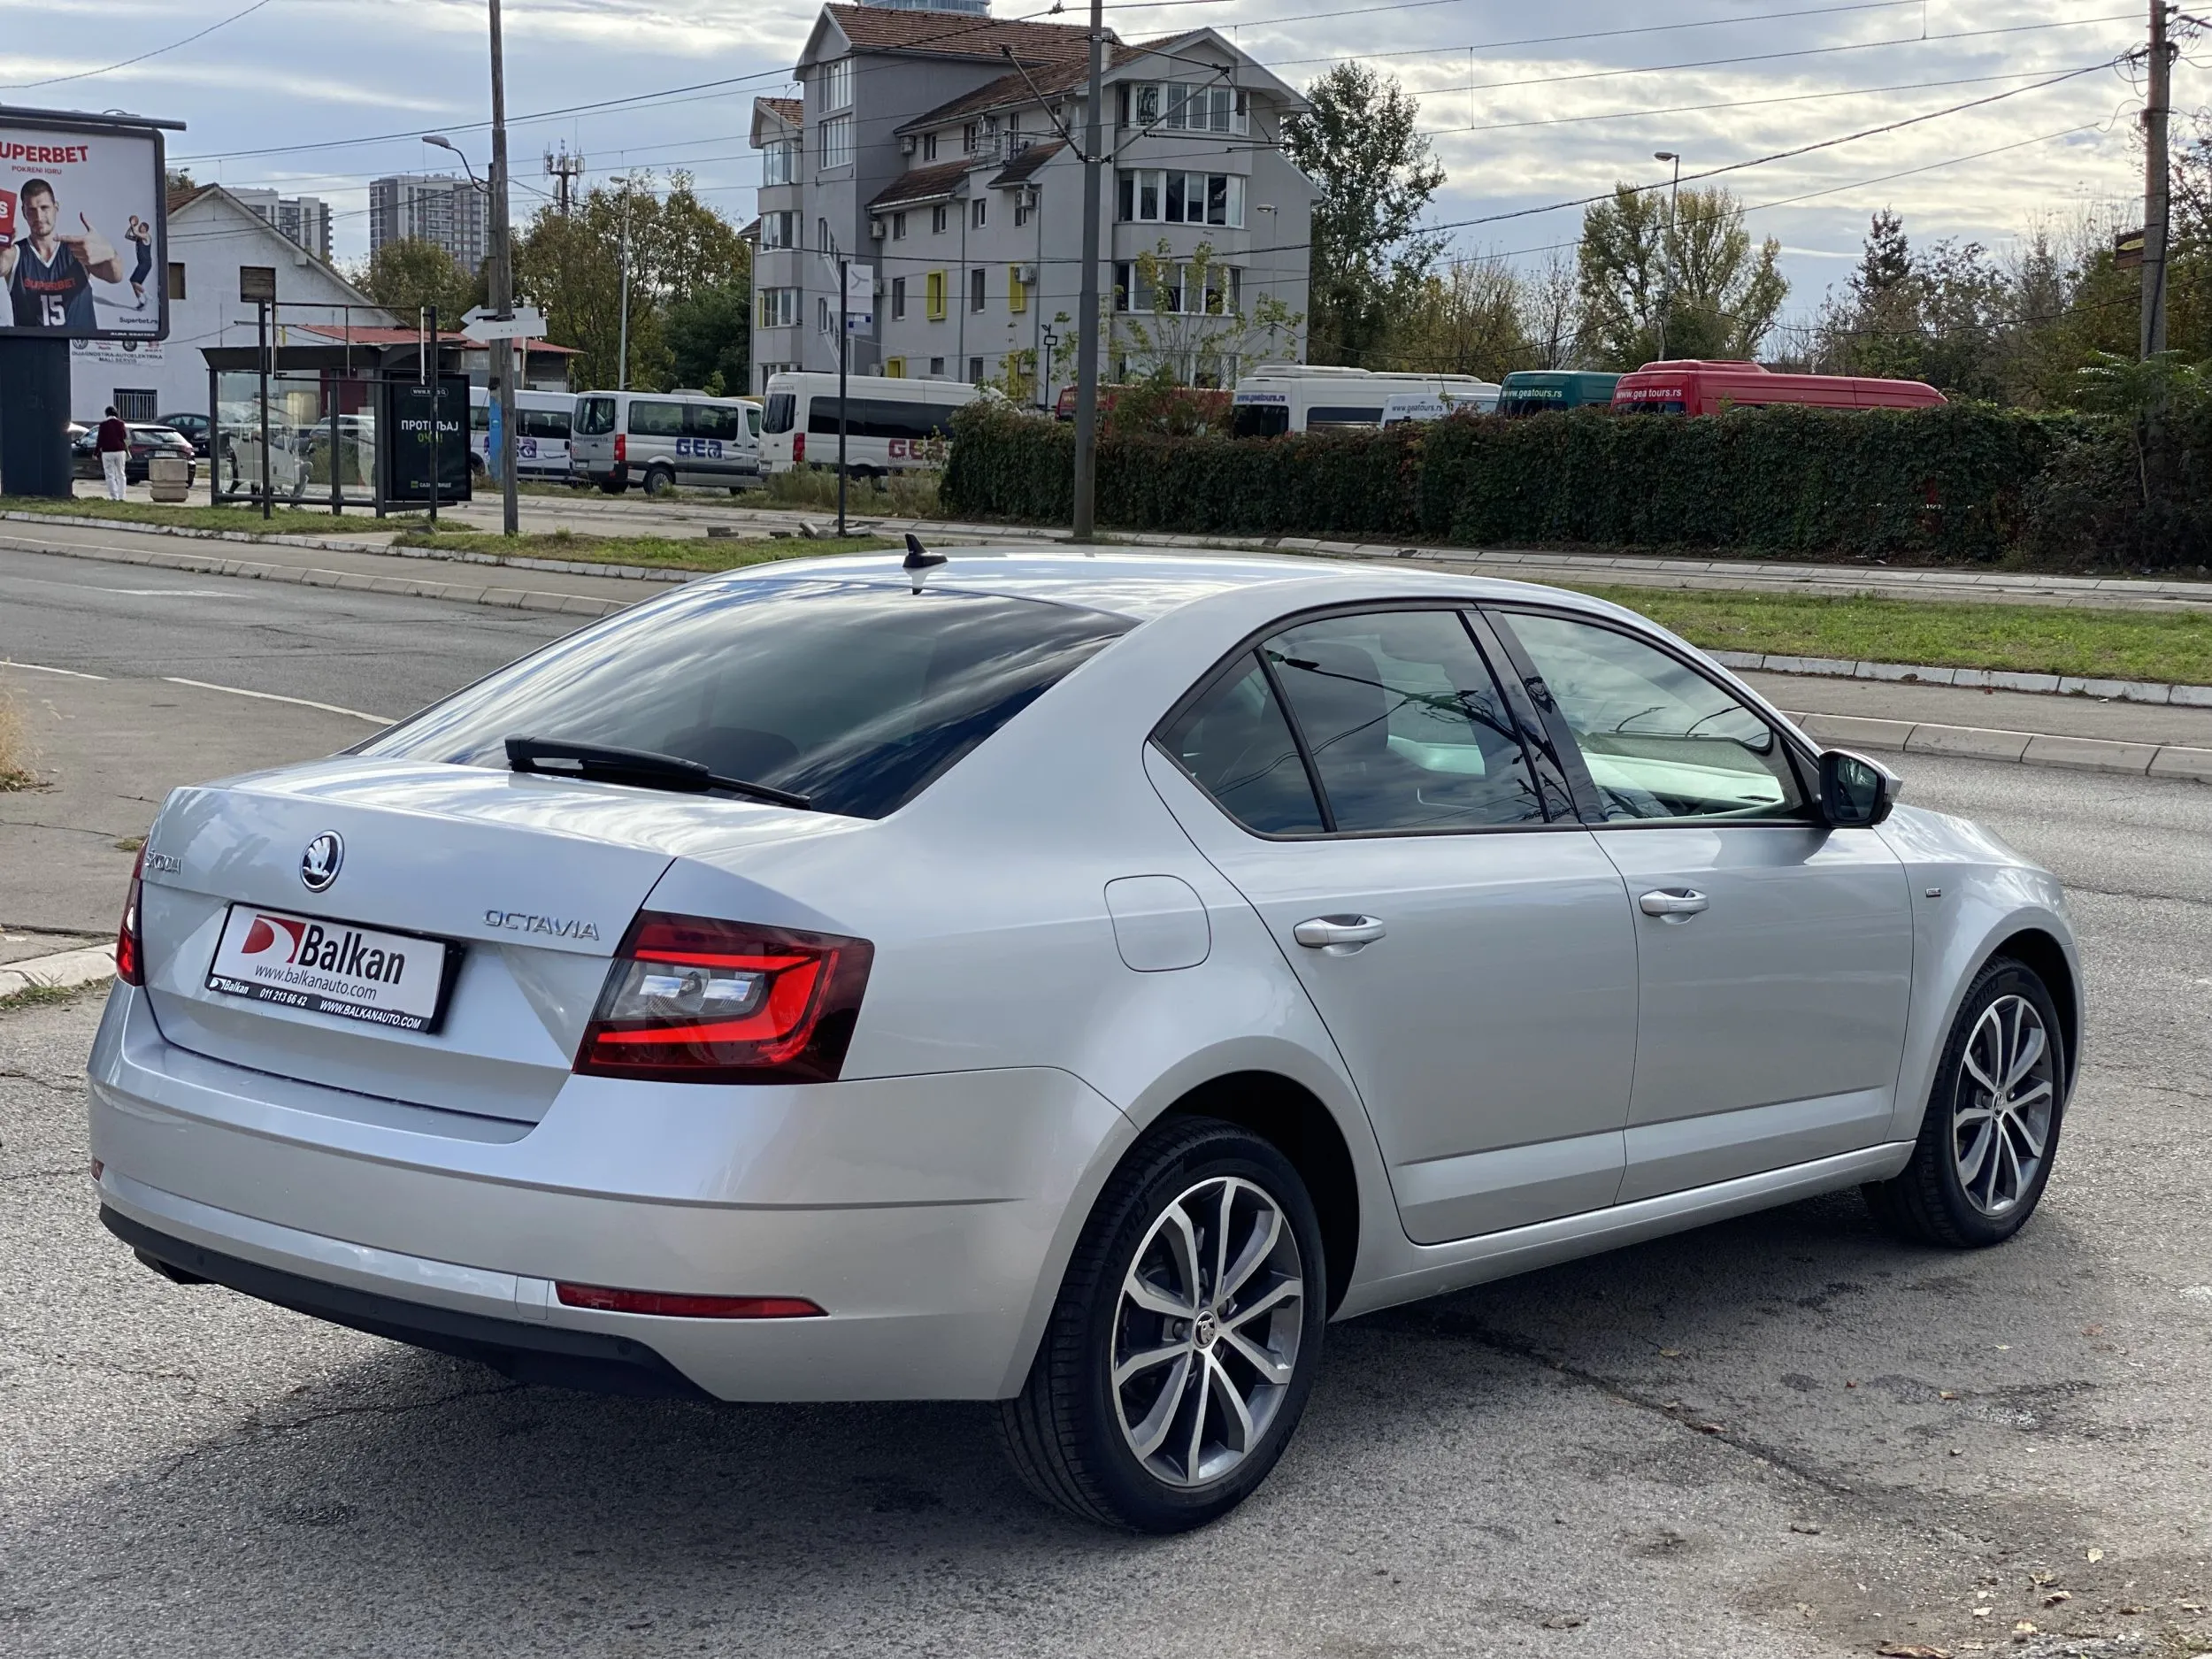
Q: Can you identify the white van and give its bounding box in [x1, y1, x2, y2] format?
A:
[569, 389, 764, 495]
[1228, 365, 1501, 437]
[467, 388, 578, 482]
[759, 373, 978, 475]
[1379, 385, 1501, 426]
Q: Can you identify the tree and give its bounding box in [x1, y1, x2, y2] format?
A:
[512, 173, 749, 392]
[357, 236, 484, 322]
[665, 280, 751, 394]
[1110, 239, 1302, 386]
[1576, 183, 1786, 369]
[1388, 254, 1534, 379]
[1523, 251, 1583, 369]
[1282, 64, 1446, 367]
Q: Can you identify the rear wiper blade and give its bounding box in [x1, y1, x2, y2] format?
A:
[504, 736, 814, 810]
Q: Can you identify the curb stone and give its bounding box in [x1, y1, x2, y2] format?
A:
[1788, 710, 2212, 782]
[1711, 649, 2212, 706]
[0, 942, 115, 1003]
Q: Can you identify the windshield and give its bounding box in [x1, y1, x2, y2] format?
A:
[363, 580, 1137, 819]
[1229, 403, 1288, 440]
[763, 392, 797, 434]
[573, 396, 615, 435]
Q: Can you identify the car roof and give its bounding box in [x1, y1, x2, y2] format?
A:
[698, 546, 1601, 623]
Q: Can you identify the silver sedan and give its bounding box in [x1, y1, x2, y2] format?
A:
[88, 549, 2079, 1532]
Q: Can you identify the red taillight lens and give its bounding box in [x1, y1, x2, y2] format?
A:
[792, 431, 804, 465]
[555, 1283, 824, 1318]
[613, 433, 626, 465]
[116, 849, 145, 987]
[575, 912, 873, 1084]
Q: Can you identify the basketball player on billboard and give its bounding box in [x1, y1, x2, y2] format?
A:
[0, 177, 126, 330]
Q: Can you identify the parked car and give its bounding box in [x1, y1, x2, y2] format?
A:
[70, 421, 196, 485]
[92, 550, 2078, 1534]
[155, 412, 212, 457]
[572, 388, 764, 495]
[68, 422, 97, 479]
[1497, 370, 1621, 417]
[1612, 360, 1944, 415]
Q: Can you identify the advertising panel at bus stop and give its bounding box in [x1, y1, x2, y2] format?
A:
[0, 114, 169, 342]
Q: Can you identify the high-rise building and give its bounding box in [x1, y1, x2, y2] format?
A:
[368, 174, 488, 271]
[227, 188, 333, 262]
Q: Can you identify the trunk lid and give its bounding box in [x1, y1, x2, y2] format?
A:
[138, 757, 850, 1123]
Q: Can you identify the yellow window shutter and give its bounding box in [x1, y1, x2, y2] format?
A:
[1008, 265, 1026, 313]
[926, 271, 946, 320]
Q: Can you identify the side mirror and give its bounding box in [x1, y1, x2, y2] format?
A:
[1818, 749, 1899, 828]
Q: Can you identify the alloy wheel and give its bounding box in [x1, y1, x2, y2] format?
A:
[1952, 994, 2056, 1217]
[1111, 1175, 1305, 1488]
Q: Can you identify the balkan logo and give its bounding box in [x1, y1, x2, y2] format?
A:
[240, 913, 408, 985]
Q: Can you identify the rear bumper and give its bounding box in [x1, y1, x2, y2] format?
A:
[88, 987, 1135, 1401]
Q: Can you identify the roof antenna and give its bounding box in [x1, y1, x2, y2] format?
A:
[902, 533, 948, 586]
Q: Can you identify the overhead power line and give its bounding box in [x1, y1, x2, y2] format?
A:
[0, 0, 280, 91]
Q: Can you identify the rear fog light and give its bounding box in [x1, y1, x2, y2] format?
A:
[556, 1284, 824, 1318]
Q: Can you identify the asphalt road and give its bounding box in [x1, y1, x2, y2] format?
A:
[4, 743, 2209, 1657]
[0, 545, 572, 720]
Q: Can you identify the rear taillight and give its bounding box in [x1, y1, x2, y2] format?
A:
[575, 912, 873, 1084]
[116, 849, 145, 986]
[613, 433, 626, 465]
[792, 431, 804, 465]
[555, 1283, 824, 1318]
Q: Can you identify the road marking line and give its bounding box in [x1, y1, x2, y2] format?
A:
[1, 659, 106, 680]
[99, 588, 243, 597]
[161, 678, 391, 725]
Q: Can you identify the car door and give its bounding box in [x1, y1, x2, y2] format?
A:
[1148, 605, 1640, 1244]
[1486, 607, 1915, 1202]
[685, 402, 741, 487]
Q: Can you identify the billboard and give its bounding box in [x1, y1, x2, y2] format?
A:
[0, 117, 167, 342]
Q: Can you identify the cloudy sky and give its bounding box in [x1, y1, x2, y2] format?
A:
[0, 0, 2168, 326]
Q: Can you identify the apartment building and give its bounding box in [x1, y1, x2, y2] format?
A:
[227, 189, 334, 262]
[368, 173, 488, 271]
[748, 2, 1312, 403]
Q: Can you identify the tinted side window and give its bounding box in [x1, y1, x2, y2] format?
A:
[1305, 404, 1384, 428]
[762, 392, 796, 434]
[1265, 610, 1544, 833]
[690, 403, 741, 440]
[573, 397, 615, 435]
[1158, 654, 1324, 835]
[1229, 404, 1288, 439]
[1500, 611, 1806, 822]
[627, 400, 685, 436]
[521, 409, 569, 439]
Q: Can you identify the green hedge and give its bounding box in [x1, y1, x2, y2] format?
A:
[942, 399, 2208, 566]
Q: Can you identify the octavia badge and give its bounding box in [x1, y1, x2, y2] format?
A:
[300, 832, 344, 893]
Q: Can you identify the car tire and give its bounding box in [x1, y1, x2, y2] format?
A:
[643, 465, 675, 497]
[1863, 955, 2067, 1248]
[999, 1116, 1326, 1533]
[597, 477, 626, 495]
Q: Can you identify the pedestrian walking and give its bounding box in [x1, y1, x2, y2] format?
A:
[96, 405, 129, 500]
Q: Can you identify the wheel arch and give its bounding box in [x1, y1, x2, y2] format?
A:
[1988, 926, 2080, 1086]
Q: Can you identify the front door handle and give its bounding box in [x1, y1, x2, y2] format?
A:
[1293, 915, 1386, 952]
[1638, 888, 1709, 921]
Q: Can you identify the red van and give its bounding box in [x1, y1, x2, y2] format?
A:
[1611, 359, 1944, 414]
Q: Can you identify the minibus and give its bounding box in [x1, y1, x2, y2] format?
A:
[1229, 365, 1498, 437]
[759, 373, 979, 474]
[1379, 384, 1501, 426]
[467, 388, 578, 482]
[1496, 370, 1622, 417]
[569, 389, 764, 495]
[1612, 360, 1944, 414]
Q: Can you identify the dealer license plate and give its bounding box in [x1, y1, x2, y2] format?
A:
[205, 904, 459, 1033]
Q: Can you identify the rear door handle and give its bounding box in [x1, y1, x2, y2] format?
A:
[1638, 888, 1709, 920]
[1293, 915, 1386, 951]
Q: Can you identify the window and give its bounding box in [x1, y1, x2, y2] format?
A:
[1013, 194, 1032, 228]
[470, 403, 491, 434]
[931, 204, 949, 235]
[165, 263, 186, 300]
[818, 113, 853, 171]
[972, 196, 987, 230]
[1158, 655, 1324, 835]
[806, 396, 956, 440]
[1117, 170, 1243, 227]
[1008, 265, 1027, 313]
[1500, 611, 1806, 822]
[923, 132, 940, 162]
[760, 211, 796, 250]
[520, 407, 570, 440]
[690, 403, 741, 441]
[820, 58, 853, 111]
[757, 287, 800, 328]
[1122, 81, 1249, 136]
[891, 211, 907, 242]
[963, 122, 980, 153]
[818, 296, 833, 334]
[891, 276, 907, 319]
[574, 396, 617, 436]
[1112, 261, 1239, 315]
[626, 400, 686, 437]
[365, 585, 1137, 822]
[763, 141, 799, 187]
[925, 270, 947, 320]
[1261, 611, 1542, 833]
[929, 357, 946, 376]
[969, 267, 987, 312]
[114, 388, 157, 422]
[967, 357, 985, 383]
[762, 392, 795, 434]
[884, 357, 906, 378]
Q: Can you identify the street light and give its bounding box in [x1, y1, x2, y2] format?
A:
[1654, 150, 1682, 364]
[422, 134, 481, 192]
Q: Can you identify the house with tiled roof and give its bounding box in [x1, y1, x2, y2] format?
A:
[747, 2, 1312, 403]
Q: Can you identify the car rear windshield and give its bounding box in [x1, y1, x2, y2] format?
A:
[573, 396, 615, 435]
[361, 580, 1137, 819]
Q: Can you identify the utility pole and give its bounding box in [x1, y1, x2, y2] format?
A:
[487, 0, 519, 535]
[1654, 150, 1681, 363]
[838, 254, 849, 537]
[617, 182, 633, 391]
[2143, 1, 2175, 358]
[1070, 0, 1105, 542]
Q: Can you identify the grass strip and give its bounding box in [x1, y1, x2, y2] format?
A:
[0, 979, 103, 1016]
[390, 528, 896, 569]
[1577, 584, 2212, 687]
[0, 495, 392, 537]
